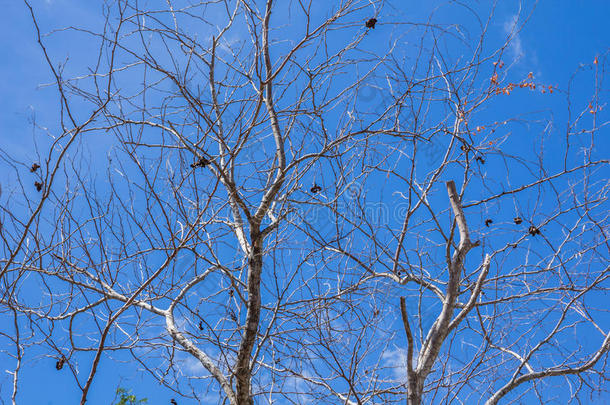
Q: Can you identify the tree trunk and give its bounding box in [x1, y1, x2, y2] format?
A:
[235, 234, 263, 404]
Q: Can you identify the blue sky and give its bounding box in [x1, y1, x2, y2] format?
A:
[2, 1, 608, 169]
[1, 1, 609, 404]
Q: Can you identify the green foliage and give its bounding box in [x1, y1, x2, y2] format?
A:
[113, 387, 148, 405]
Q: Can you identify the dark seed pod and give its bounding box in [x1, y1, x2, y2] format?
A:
[35, 181, 43, 192]
[191, 157, 210, 168]
[55, 356, 66, 370]
[485, 219, 493, 227]
[365, 18, 377, 29]
[514, 217, 523, 225]
[30, 163, 40, 172]
[528, 225, 541, 236]
[310, 184, 322, 193]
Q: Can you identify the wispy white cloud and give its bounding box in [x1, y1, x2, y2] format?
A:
[381, 347, 409, 383]
[181, 355, 206, 374]
[503, 14, 525, 61]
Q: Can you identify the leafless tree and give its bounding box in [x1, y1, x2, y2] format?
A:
[1, 1, 608, 404]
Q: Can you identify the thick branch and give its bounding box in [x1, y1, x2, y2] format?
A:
[486, 331, 610, 405]
[410, 181, 480, 403]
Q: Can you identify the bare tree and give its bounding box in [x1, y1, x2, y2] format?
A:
[1, 1, 608, 404]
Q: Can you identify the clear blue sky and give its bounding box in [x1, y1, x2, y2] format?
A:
[1, 1, 609, 404]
